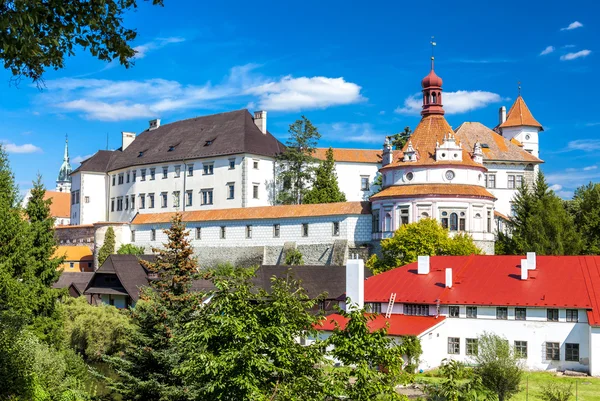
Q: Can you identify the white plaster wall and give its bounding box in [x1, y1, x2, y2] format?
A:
[418, 306, 590, 373]
[384, 165, 486, 188]
[501, 126, 540, 158]
[485, 163, 535, 218]
[75, 172, 108, 225]
[333, 161, 381, 201]
[129, 214, 372, 249]
[245, 156, 276, 207]
[589, 327, 600, 376]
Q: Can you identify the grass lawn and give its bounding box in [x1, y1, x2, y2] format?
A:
[415, 371, 600, 401]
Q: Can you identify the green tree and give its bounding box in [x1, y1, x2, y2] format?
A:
[2, 0, 164, 85]
[117, 243, 146, 255]
[106, 214, 198, 400]
[304, 147, 347, 204]
[285, 248, 304, 265]
[496, 171, 582, 255]
[473, 332, 523, 401]
[569, 182, 600, 254]
[367, 218, 481, 274]
[97, 227, 116, 267]
[276, 116, 321, 205]
[425, 359, 492, 401]
[389, 127, 412, 150]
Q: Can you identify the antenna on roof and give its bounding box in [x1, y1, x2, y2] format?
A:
[106, 132, 109, 150]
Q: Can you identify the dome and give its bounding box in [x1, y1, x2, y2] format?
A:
[422, 69, 443, 88]
[57, 161, 72, 183]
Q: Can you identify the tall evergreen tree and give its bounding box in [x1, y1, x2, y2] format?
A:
[276, 116, 321, 205]
[304, 147, 347, 204]
[569, 182, 600, 254]
[496, 171, 582, 255]
[389, 126, 412, 150]
[97, 227, 116, 267]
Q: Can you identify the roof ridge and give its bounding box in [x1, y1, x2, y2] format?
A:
[143, 109, 249, 132]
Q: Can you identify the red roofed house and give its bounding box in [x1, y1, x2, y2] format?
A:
[315, 255, 600, 375]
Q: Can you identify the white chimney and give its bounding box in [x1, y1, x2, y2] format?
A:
[445, 268, 453, 288]
[499, 106, 507, 125]
[121, 132, 136, 151]
[149, 118, 161, 131]
[527, 252, 536, 270]
[417, 256, 430, 275]
[521, 259, 528, 280]
[254, 111, 267, 134]
[346, 258, 365, 311]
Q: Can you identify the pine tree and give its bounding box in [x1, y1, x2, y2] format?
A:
[389, 127, 412, 150]
[497, 171, 582, 255]
[276, 116, 321, 205]
[97, 227, 116, 267]
[304, 147, 347, 204]
[570, 182, 600, 254]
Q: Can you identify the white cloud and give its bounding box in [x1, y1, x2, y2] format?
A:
[560, 50, 591, 61]
[321, 122, 384, 144]
[561, 21, 583, 31]
[72, 154, 94, 164]
[41, 65, 365, 120]
[540, 46, 555, 55]
[567, 139, 600, 151]
[547, 165, 600, 199]
[133, 37, 186, 59]
[550, 184, 563, 191]
[2, 142, 43, 154]
[395, 90, 503, 115]
[378, 110, 385, 115]
[583, 165, 598, 171]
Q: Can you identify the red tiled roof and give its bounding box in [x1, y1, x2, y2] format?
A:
[44, 191, 70, 218]
[371, 184, 496, 200]
[312, 148, 402, 164]
[364, 256, 600, 321]
[132, 201, 371, 225]
[315, 313, 446, 336]
[383, 115, 483, 169]
[499, 96, 543, 130]
[494, 210, 510, 221]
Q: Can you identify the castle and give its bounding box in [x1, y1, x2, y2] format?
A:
[62, 59, 542, 266]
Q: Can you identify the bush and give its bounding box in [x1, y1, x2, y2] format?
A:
[117, 243, 145, 255]
[539, 383, 573, 401]
[285, 248, 304, 265]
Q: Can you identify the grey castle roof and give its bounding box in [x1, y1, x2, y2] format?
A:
[72, 109, 285, 175]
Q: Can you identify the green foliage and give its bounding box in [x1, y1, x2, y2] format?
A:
[97, 227, 116, 267]
[425, 359, 492, 401]
[117, 243, 146, 255]
[276, 116, 321, 205]
[473, 332, 523, 401]
[539, 382, 573, 401]
[61, 297, 136, 361]
[398, 335, 423, 373]
[304, 147, 347, 204]
[569, 182, 600, 254]
[367, 218, 481, 274]
[327, 308, 409, 400]
[1, 0, 164, 85]
[496, 171, 582, 255]
[389, 127, 412, 150]
[285, 248, 304, 265]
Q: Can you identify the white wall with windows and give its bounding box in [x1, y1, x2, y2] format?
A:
[70, 172, 108, 225]
[326, 161, 381, 201]
[484, 162, 535, 218]
[383, 165, 487, 188]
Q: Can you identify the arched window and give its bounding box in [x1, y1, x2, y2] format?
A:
[420, 212, 429, 221]
[432, 92, 437, 103]
[424, 92, 429, 104]
[438, 92, 442, 102]
[384, 213, 392, 232]
[450, 213, 458, 231]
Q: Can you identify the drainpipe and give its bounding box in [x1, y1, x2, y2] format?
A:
[182, 159, 187, 212]
[241, 156, 247, 207]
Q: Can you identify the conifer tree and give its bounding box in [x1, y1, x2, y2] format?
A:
[97, 227, 116, 267]
[304, 147, 347, 204]
[389, 126, 412, 150]
[569, 182, 600, 254]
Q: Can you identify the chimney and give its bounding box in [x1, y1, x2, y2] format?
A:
[345, 257, 365, 311]
[445, 268, 453, 288]
[417, 256, 430, 275]
[527, 252, 536, 270]
[521, 259, 528, 280]
[253, 111, 267, 134]
[499, 106, 507, 125]
[121, 132, 136, 151]
[149, 118, 161, 131]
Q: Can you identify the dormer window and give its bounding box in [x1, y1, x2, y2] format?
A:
[138, 151, 144, 157]
[204, 139, 214, 146]
[168, 145, 176, 152]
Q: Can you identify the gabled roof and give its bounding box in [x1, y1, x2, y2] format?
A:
[382, 115, 483, 170]
[86, 254, 155, 301]
[454, 122, 542, 163]
[72, 110, 285, 175]
[499, 96, 543, 130]
[315, 313, 446, 336]
[371, 184, 495, 201]
[53, 272, 94, 291]
[312, 148, 401, 164]
[363, 256, 600, 319]
[132, 201, 371, 225]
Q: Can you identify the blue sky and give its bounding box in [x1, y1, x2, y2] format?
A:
[1, 0, 598, 198]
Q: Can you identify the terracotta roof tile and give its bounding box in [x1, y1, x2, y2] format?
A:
[313, 148, 402, 164]
[132, 201, 371, 225]
[44, 191, 71, 218]
[382, 115, 483, 169]
[370, 184, 496, 200]
[499, 96, 543, 129]
[454, 122, 542, 163]
[494, 210, 510, 221]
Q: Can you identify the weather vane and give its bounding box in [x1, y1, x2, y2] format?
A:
[430, 36, 436, 60]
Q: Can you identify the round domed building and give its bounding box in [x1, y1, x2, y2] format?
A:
[371, 58, 496, 253]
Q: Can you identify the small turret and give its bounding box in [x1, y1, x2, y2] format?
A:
[403, 140, 417, 162]
[435, 132, 463, 162]
[472, 141, 484, 164]
[382, 137, 393, 166]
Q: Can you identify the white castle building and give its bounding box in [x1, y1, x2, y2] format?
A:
[68, 58, 543, 264]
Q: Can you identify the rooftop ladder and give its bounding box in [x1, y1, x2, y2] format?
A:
[385, 293, 396, 318]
